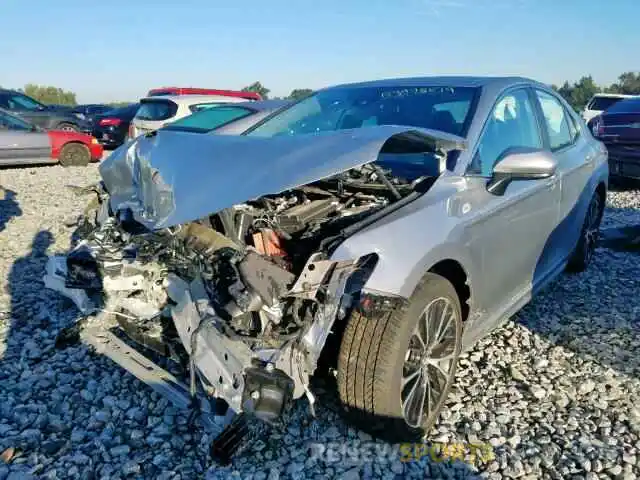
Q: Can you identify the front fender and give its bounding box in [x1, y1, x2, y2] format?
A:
[330, 181, 480, 300]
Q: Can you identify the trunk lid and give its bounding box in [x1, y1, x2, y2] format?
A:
[600, 112, 640, 144]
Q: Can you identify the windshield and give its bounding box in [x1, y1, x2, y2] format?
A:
[246, 85, 478, 138]
[588, 96, 626, 112]
[0, 92, 45, 111]
[605, 97, 640, 114]
[165, 105, 253, 133]
[135, 100, 178, 121]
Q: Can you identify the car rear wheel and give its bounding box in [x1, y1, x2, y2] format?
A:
[59, 143, 91, 167]
[337, 272, 462, 442]
[56, 122, 79, 132]
[566, 190, 604, 272]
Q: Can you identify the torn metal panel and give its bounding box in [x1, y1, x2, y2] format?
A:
[81, 322, 193, 410]
[301, 258, 360, 364]
[99, 126, 466, 230]
[167, 274, 252, 411]
[288, 254, 336, 300]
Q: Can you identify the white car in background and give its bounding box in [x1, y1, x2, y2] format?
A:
[582, 93, 637, 123]
[129, 94, 252, 139]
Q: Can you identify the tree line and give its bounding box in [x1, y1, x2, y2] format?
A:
[7, 82, 313, 107]
[552, 72, 640, 111]
[11, 72, 640, 111]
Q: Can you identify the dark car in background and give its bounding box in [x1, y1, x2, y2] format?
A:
[593, 97, 640, 180]
[72, 104, 112, 125]
[162, 99, 289, 135]
[91, 103, 139, 149]
[0, 89, 91, 133]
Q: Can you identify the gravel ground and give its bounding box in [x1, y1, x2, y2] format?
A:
[0, 164, 639, 479]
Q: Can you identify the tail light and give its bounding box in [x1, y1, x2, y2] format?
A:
[593, 117, 605, 137]
[99, 118, 122, 127]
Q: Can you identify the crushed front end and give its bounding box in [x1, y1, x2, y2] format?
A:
[45, 177, 388, 455]
[44, 127, 461, 461]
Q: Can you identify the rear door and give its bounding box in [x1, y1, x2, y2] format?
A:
[533, 89, 596, 266]
[0, 112, 51, 165]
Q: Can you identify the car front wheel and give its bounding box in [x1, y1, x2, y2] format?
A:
[59, 143, 91, 167]
[337, 272, 462, 442]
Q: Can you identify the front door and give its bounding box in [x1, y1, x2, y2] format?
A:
[464, 87, 560, 334]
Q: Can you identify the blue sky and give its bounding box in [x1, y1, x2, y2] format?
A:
[0, 0, 637, 103]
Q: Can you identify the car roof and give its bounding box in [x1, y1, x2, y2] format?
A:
[140, 94, 248, 105]
[591, 93, 638, 99]
[323, 75, 545, 91]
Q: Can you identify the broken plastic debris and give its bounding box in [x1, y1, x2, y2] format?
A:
[43, 256, 95, 314]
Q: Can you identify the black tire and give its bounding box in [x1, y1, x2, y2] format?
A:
[56, 122, 79, 132]
[337, 272, 463, 443]
[59, 143, 91, 167]
[566, 190, 604, 273]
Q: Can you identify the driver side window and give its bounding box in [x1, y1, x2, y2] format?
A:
[470, 89, 543, 176]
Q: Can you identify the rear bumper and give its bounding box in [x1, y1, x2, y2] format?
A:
[605, 144, 640, 179]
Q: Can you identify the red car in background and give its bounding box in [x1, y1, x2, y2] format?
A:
[0, 108, 103, 167]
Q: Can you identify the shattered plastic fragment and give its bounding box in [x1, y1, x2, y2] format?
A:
[44, 256, 95, 314]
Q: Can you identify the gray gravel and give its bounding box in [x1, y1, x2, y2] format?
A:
[0, 164, 639, 479]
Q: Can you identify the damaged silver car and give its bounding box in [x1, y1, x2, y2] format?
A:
[45, 76, 608, 459]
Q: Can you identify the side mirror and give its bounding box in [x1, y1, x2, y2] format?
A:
[487, 148, 557, 196]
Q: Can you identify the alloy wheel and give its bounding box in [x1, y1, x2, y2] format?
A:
[583, 194, 602, 265]
[401, 297, 460, 429]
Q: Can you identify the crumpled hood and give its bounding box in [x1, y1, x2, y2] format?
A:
[99, 126, 466, 230]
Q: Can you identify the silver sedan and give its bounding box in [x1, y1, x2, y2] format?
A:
[47, 76, 608, 447]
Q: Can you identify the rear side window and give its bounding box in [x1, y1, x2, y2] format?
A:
[535, 90, 573, 151]
[566, 109, 580, 143]
[166, 106, 253, 133]
[135, 100, 178, 121]
[0, 92, 43, 111]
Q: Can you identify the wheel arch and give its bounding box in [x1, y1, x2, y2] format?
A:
[595, 181, 606, 218]
[428, 259, 471, 323]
